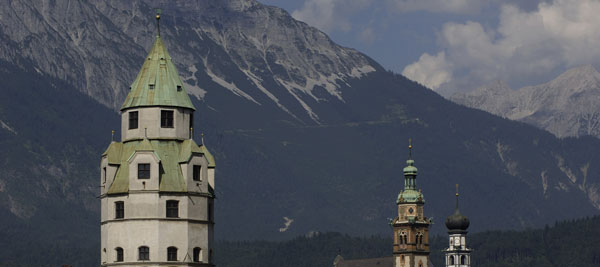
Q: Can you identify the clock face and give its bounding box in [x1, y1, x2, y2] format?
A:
[454, 237, 461, 246]
[408, 207, 414, 214]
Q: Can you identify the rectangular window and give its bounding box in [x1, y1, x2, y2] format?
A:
[166, 200, 179, 218]
[115, 201, 124, 219]
[193, 165, 201, 181]
[161, 110, 174, 128]
[102, 167, 107, 184]
[148, 84, 155, 90]
[129, 111, 138, 129]
[167, 247, 178, 261]
[138, 164, 150, 179]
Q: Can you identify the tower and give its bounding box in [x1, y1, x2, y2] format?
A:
[100, 12, 215, 266]
[393, 141, 430, 267]
[444, 185, 471, 267]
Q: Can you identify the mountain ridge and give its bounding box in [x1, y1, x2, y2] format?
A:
[451, 64, 600, 138]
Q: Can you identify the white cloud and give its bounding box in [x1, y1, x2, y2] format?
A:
[403, 0, 600, 92]
[387, 0, 483, 14]
[402, 52, 452, 89]
[291, 0, 369, 33]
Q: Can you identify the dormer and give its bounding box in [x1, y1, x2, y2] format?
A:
[127, 139, 161, 191]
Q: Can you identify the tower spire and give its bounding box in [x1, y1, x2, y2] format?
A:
[155, 8, 162, 37]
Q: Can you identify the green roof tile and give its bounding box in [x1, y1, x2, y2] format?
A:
[120, 36, 195, 111]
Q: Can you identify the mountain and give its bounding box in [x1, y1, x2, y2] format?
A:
[451, 65, 600, 138]
[2, 0, 600, 265]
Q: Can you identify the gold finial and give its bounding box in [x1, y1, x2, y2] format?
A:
[456, 184, 459, 197]
[190, 127, 194, 140]
[408, 138, 413, 159]
[455, 184, 460, 210]
[201, 132, 205, 145]
[111, 130, 115, 142]
[155, 8, 162, 37]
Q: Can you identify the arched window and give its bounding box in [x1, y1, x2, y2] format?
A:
[403, 235, 407, 244]
[167, 246, 177, 261]
[450, 255, 455, 265]
[193, 247, 202, 262]
[115, 247, 123, 262]
[166, 200, 179, 218]
[138, 246, 149, 261]
[419, 234, 423, 244]
[461, 255, 466, 264]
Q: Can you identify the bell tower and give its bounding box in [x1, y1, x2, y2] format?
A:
[100, 11, 216, 266]
[393, 140, 430, 267]
[444, 185, 472, 267]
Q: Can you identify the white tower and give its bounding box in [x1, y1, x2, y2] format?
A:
[444, 185, 471, 267]
[100, 12, 215, 266]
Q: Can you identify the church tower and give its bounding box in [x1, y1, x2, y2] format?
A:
[444, 185, 471, 267]
[393, 141, 430, 267]
[100, 12, 215, 266]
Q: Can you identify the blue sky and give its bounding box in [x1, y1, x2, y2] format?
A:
[259, 0, 600, 95]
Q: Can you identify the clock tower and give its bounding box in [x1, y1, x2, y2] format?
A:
[393, 142, 430, 267]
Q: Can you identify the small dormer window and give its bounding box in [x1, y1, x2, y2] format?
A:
[193, 165, 201, 181]
[149, 84, 155, 90]
[177, 85, 182, 91]
[161, 110, 174, 128]
[138, 164, 150, 179]
[129, 111, 139, 129]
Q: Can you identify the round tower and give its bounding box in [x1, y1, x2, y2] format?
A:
[444, 185, 471, 267]
[393, 140, 431, 267]
[100, 12, 215, 266]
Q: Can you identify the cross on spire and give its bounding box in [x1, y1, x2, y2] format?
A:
[455, 184, 460, 210]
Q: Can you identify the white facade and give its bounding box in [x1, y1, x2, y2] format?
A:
[445, 233, 471, 267]
[100, 108, 214, 267]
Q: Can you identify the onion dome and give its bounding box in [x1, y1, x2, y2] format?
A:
[445, 185, 470, 233]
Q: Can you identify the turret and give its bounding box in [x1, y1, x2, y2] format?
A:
[444, 185, 472, 267]
[393, 140, 430, 267]
[100, 11, 216, 267]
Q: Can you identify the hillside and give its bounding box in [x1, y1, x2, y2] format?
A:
[214, 216, 600, 267]
[1, 0, 600, 265]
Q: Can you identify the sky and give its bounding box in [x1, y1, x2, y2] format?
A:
[259, 0, 600, 95]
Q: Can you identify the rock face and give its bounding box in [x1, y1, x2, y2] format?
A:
[451, 65, 600, 138]
[0, 0, 376, 123]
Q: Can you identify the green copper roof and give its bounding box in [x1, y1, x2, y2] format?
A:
[120, 36, 195, 111]
[103, 139, 214, 194]
[397, 156, 424, 204]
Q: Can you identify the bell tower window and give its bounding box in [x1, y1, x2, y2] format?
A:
[138, 164, 150, 179]
[193, 165, 201, 181]
[115, 201, 124, 219]
[166, 200, 179, 218]
[115, 247, 123, 262]
[129, 111, 138, 129]
[138, 246, 149, 261]
[167, 247, 178, 261]
[161, 110, 174, 128]
[193, 247, 202, 262]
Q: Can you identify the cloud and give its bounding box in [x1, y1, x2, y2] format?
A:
[291, 0, 369, 33]
[403, 0, 600, 92]
[387, 0, 484, 14]
[402, 52, 452, 89]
